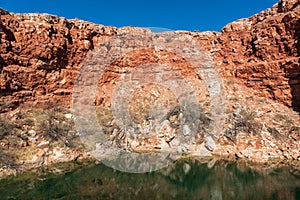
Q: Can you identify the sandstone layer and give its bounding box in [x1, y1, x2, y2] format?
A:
[0, 0, 300, 111]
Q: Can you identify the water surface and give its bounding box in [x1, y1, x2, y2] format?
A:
[0, 158, 299, 199]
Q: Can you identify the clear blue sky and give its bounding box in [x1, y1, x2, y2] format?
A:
[1, 0, 278, 31]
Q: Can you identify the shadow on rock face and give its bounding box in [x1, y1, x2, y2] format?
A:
[0, 56, 5, 73]
[289, 19, 300, 114]
[290, 74, 300, 114]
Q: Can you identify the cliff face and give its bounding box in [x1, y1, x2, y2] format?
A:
[0, 9, 117, 111]
[0, 0, 300, 112]
[194, 0, 300, 109]
[0, 1, 300, 174]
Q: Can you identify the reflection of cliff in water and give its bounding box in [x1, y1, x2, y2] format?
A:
[0, 158, 299, 199]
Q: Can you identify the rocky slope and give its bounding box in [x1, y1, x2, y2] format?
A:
[0, 0, 300, 176]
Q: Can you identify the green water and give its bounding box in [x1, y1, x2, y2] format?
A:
[0, 158, 299, 200]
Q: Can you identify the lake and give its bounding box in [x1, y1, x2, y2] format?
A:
[0, 158, 299, 200]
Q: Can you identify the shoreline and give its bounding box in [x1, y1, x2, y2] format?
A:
[1, 147, 299, 179]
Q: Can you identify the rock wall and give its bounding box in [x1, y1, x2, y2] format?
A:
[0, 10, 116, 111]
[193, 0, 300, 109]
[0, 0, 300, 112]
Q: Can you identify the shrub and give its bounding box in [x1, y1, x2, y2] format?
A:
[0, 116, 15, 140]
[225, 109, 262, 142]
[35, 108, 77, 147]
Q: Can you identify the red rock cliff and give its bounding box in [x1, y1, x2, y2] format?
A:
[194, 0, 300, 109]
[0, 0, 299, 112]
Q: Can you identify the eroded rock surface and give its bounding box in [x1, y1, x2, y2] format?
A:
[193, 0, 300, 108]
[1, 0, 300, 111]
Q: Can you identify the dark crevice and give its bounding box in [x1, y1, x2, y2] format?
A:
[289, 19, 300, 113]
[0, 23, 16, 42]
[249, 37, 257, 56]
[67, 34, 73, 45]
[295, 19, 300, 56]
[289, 73, 300, 114]
[0, 56, 7, 73]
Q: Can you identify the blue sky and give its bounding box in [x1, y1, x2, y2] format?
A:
[1, 0, 278, 31]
